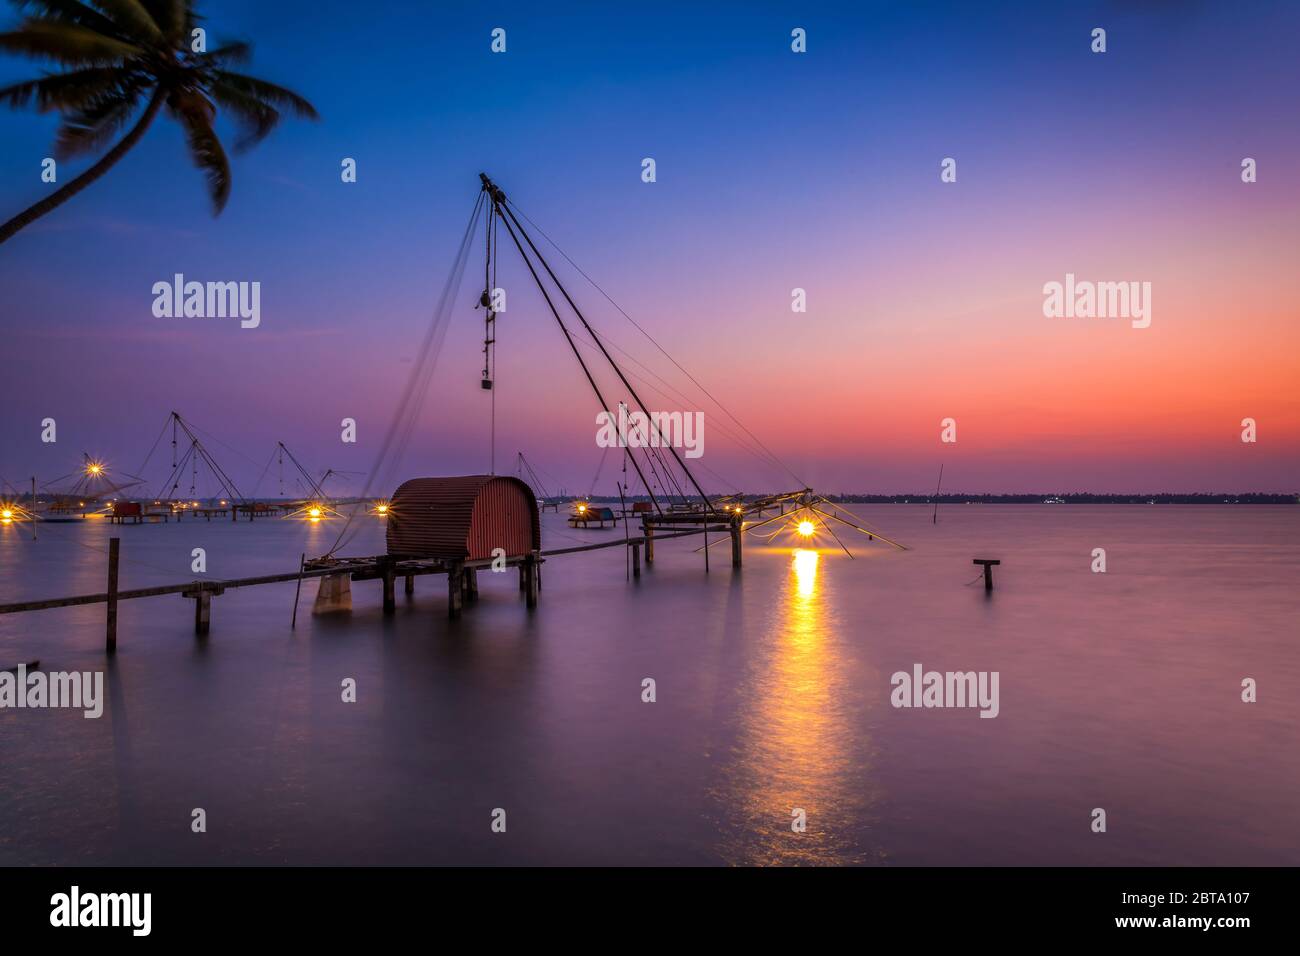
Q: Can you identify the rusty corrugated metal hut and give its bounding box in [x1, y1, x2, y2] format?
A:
[386, 475, 540, 560]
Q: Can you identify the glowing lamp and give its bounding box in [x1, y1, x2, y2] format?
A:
[797, 520, 815, 537]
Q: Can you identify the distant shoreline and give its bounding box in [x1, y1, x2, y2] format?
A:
[827, 494, 1297, 504]
[574, 493, 1298, 505]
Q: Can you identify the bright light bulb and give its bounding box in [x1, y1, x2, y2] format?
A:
[797, 520, 815, 537]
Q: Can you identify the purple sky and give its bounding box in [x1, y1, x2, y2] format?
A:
[2, 1, 1298, 497]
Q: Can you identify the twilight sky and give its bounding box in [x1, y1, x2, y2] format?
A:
[1, 0, 1298, 497]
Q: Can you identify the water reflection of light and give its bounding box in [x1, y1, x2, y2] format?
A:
[710, 547, 878, 865]
[793, 548, 818, 598]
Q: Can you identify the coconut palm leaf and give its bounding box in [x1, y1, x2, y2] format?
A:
[202, 39, 251, 65]
[0, 19, 142, 64]
[54, 80, 146, 156]
[209, 70, 318, 119]
[169, 89, 230, 212]
[9, 1, 122, 38]
[88, 0, 163, 45]
[0, 0, 317, 243]
[138, 0, 189, 42]
[207, 77, 279, 151]
[0, 66, 130, 111]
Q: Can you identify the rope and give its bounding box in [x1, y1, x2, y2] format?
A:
[508, 199, 807, 490]
[134, 411, 173, 477]
[324, 190, 485, 557]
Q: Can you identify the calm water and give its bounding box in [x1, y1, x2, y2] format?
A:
[1, 505, 1297, 866]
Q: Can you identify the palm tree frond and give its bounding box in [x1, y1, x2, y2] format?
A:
[169, 90, 231, 213]
[0, 19, 143, 65]
[208, 77, 279, 151]
[0, 66, 134, 112]
[210, 69, 318, 120]
[89, 0, 163, 45]
[200, 39, 251, 65]
[8, 1, 122, 39]
[138, 0, 187, 42]
[53, 82, 144, 157]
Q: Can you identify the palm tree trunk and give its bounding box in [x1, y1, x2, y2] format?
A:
[0, 88, 167, 247]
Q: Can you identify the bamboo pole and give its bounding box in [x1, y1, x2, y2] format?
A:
[291, 552, 305, 628]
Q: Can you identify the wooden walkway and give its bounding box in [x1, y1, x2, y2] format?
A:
[0, 523, 734, 652]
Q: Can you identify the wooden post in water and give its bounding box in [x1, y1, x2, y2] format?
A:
[642, 520, 655, 565]
[447, 562, 464, 618]
[631, 541, 641, 578]
[464, 568, 479, 602]
[194, 588, 211, 635]
[291, 553, 305, 628]
[973, 558, 1000, 592]
[730, 515, 743, 569]
[105, 536, 120, 653]
[524, 552, 539, 609]
[381, 558, 396, 615]
[404, 574, 414, 595]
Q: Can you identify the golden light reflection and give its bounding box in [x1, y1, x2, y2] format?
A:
[710, 546, 878, 865]
[793, 547, 818, 597]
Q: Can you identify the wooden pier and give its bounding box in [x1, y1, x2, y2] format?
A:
[0, 524, 732, 653]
